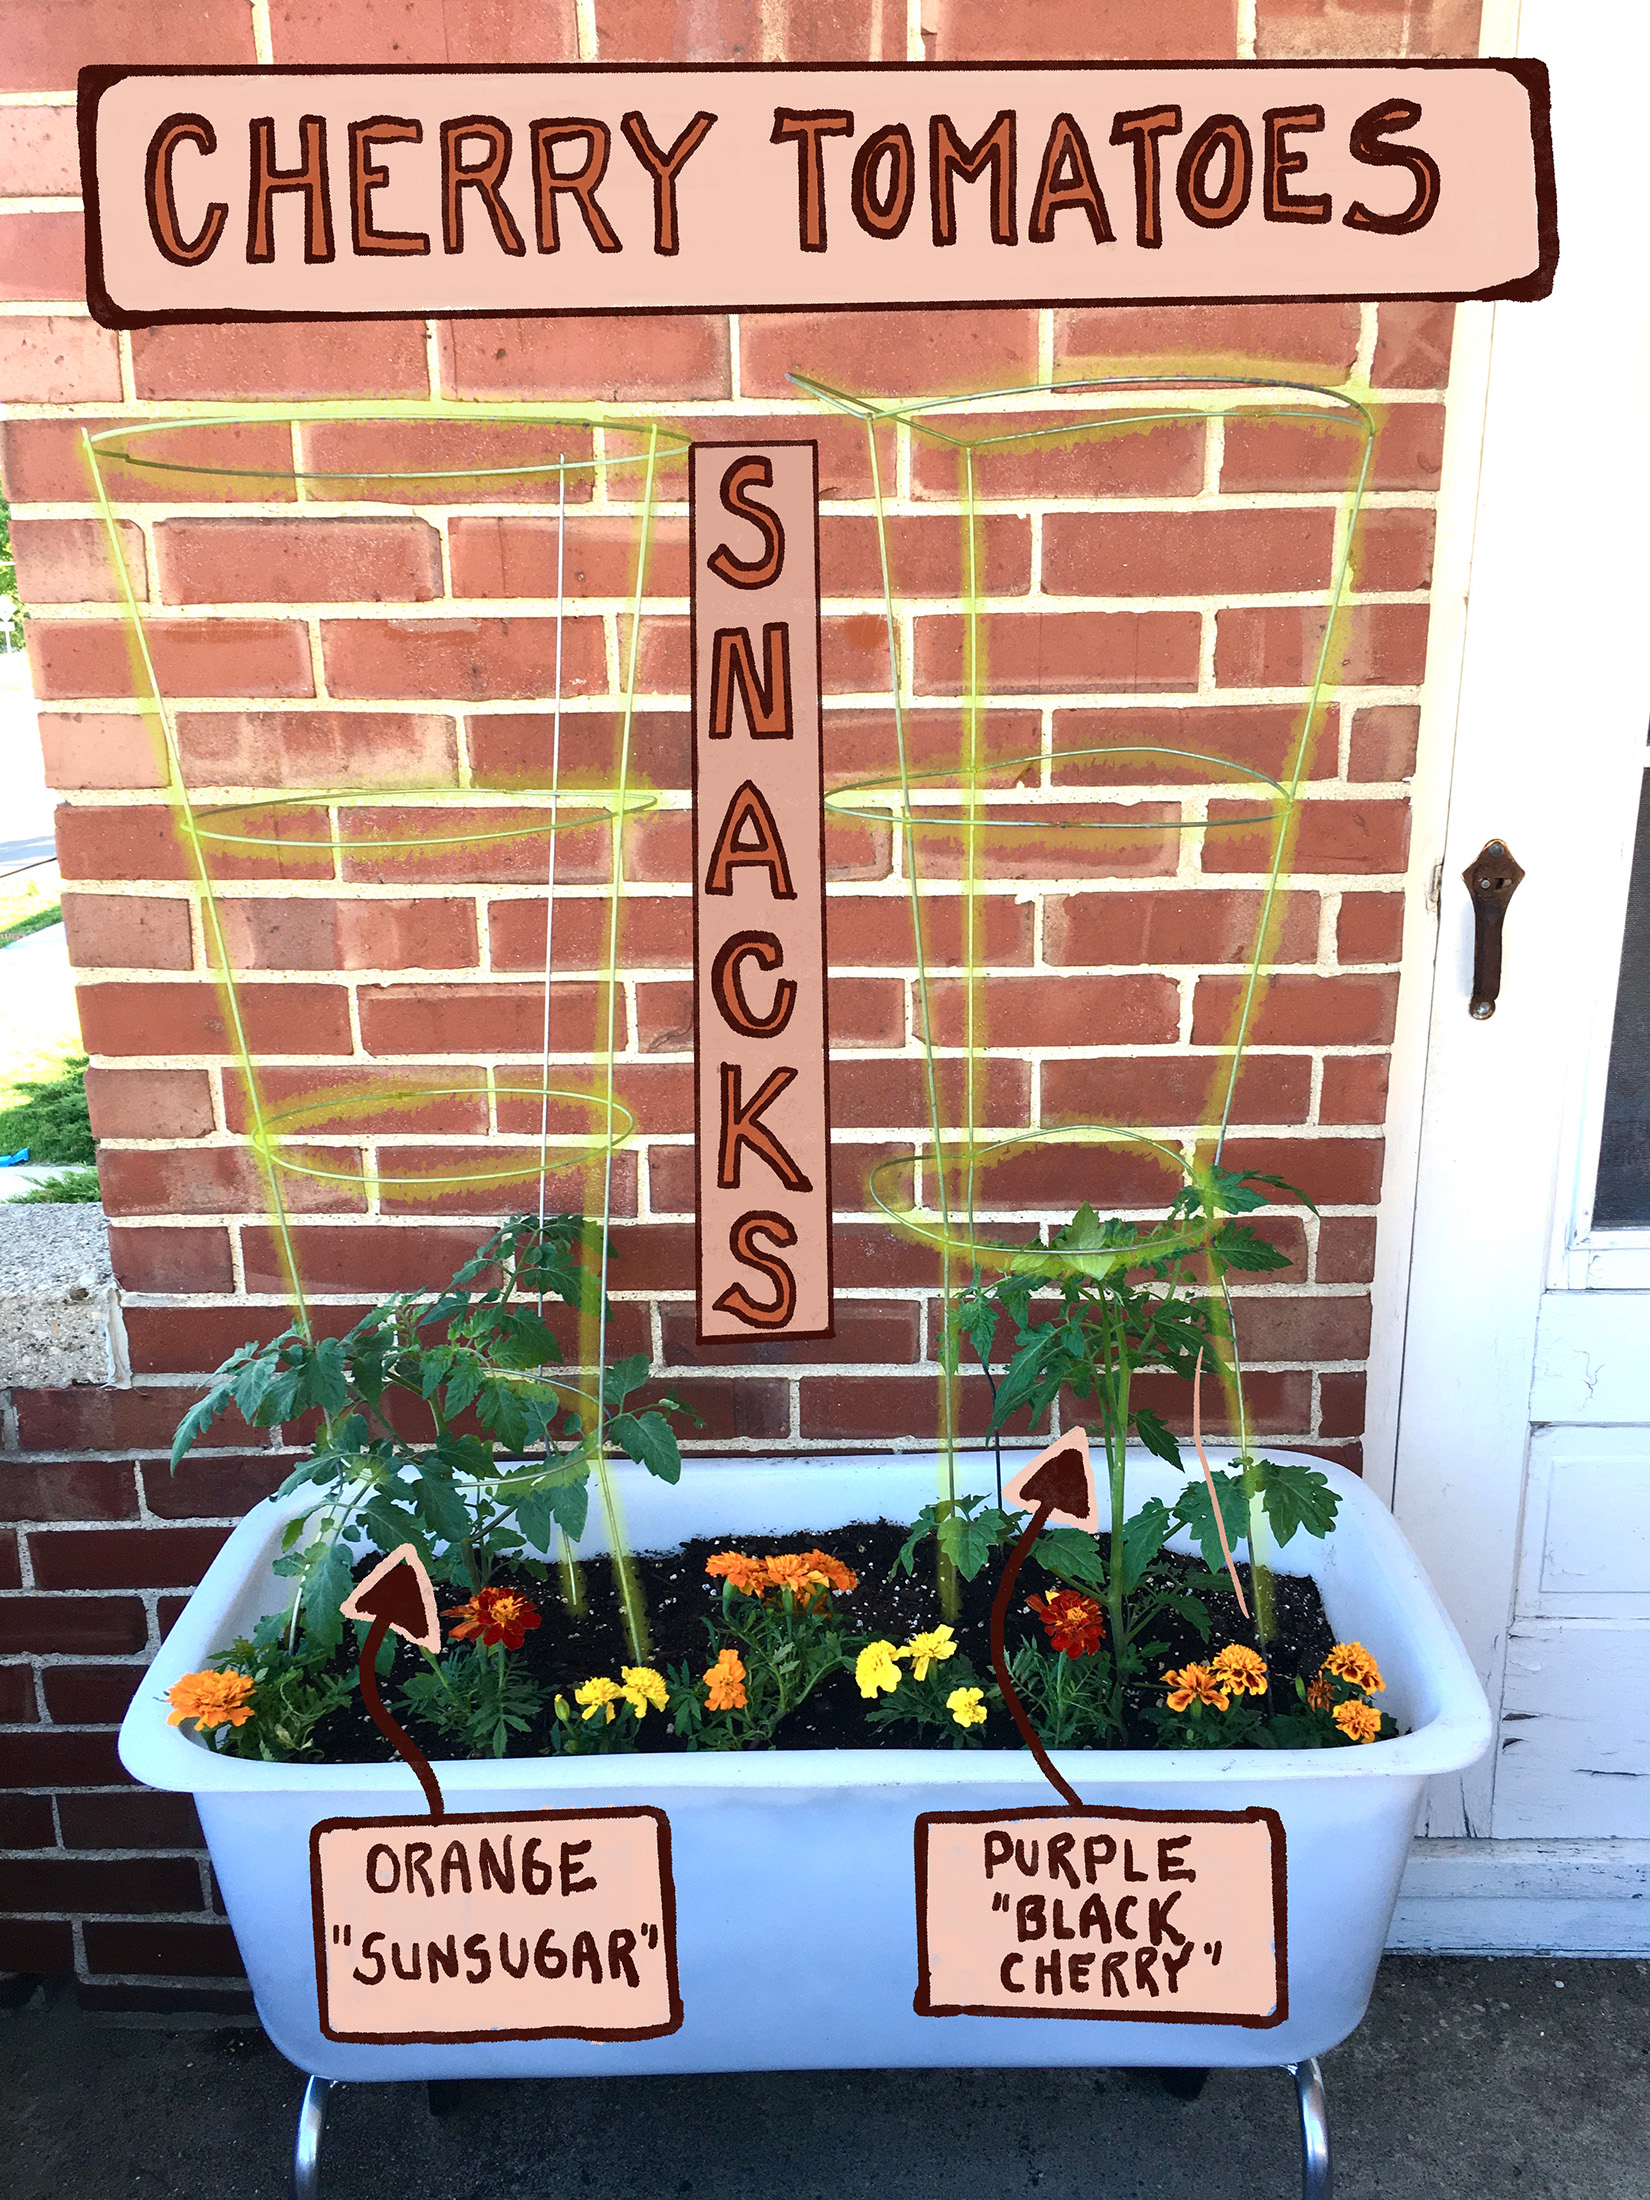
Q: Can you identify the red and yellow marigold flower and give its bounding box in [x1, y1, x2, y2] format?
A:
[1212, 1644, 1269, 1698]
[1332, 1700, 1382, 1745]
[1322, 1642, 1384, 1695]
[1027, 1589, 1107, 1659]
[704, 1647, 747, 1711]
[166, 1669, 255, 1732]
[443, 1585, 541, 1651]
[1163, 1663, 1231, 1714]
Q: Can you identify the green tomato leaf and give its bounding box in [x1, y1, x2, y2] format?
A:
[1132, 1406, 1182, 1468]
[608, 1410, 682, 1484]
[1033, 1526, 1108, 1593]
[602, 1353, 651, 1410]
[1173, 1470, 1249, 1577]
[1117, 1496, 1174, 1595]
[1256, 1455, 1340, 1545]
[413, 1472, 474, 1547]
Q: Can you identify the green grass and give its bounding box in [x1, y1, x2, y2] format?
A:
[0, 1043, 94, 1171]
[0, 879, 60, 950]
[11, 1165, 101, 1203]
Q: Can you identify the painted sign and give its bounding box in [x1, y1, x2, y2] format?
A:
[691, 439, 832, 1343]
[914, 1805, 1286, 2026]
[311, 1805, 682, 2045]
[79, 61, 1555, 327]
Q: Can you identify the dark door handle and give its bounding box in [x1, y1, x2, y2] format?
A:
[1463, 839, 1524, 1019]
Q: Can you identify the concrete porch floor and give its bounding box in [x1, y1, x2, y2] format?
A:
[2, 1957, 1645, 2199]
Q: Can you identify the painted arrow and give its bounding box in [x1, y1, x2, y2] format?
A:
[340, 1545, 447, 1821]
[990, 1431, 1100, 1811]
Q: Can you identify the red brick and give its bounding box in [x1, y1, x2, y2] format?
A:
[238, 1222, 506, 1297]
[269, 0, 578, 61]
[1222, 408, 1445, 492]
[1131, 1368, 1312, 1440]
[60, 894, 192, 972]
[821, 513, 1031, 600]
[495, 1061, 695, 1141]
[130, 322, 429, 401]
[323, 617, 605, 704]
[608, 412, 879, 505]
[7, 0, 255, 90]
[217, 896, 479, 972]
[1213, 1134, 1385, 1207]
[82, 1982, 257, 2012]
[37, 715, 169, 793]
[1320, 1054, 1392, 1126]
[450, 515, 690, 602]
[488, 894, 688, 972]
[1352, 508, 1434, 593]
[916, 609, 1202, 696]
[4, 1854, 199, 1915]
[29, 1527, 229, 1593]
[0, 1533, 20, 1589]
[134, 1451, 282, 1525]
[1192, 972, 1398, 1047]
[636, 1377, 787, 1443]
[359, 978, 616, 1055]
[1255, 1, 1481, 61]
[632, 981, 692, 1055]
[1045, 887, 1317, 966]
[39, 1670, 148, 1729]
[1203, 797, 1410, 876]
[82, 1920, 243, 1976]
[297, 418, 595, 504]
[156, 520, 442, 607]
[1051, 703, 1338, 787]
[829, 1054, 1029, 1131]
[30, 620, 315, 704]
[375, 1148, 637, 1220]
[1347, 704, 1420, 782]
[1043, 508, 1334, 600]
[0, 1795, 57, 1848]
[1215, 603, 1430, 688]
[0, 1600, 147, 1657]
[911, 413, 1205, 501]
[77, 981, 352, 1058]
[85, 1069, 215, 1141]
[740, 310, 1038, 400]
[593, 0, 886, 58]
[0, 210, 84, 302]
[0, 106, 78, 194]
[10, 519, 145, 607]
[0, 1462, 139, 1524]
[0, 1921, 74, 1974]
[931, 0, 1237, 57]
[340, 803, 611, 888]
[660, 1297, 919, 1369]
[176, 710, 458, 791]
[0, 1666, 37, 1723]
[917, 808, 1182, 886]
[54, 805, 192, 884]
[925, 972, 1180, 1050]
[106, 1226, 234, 1297]
[12, 1386, 234, 1454]
[1230, 1294, 1371, 1362]
[1373, 302, 1456, 390]
[798, 1374, 948, 1442]
[1057, 303, 1357, 381]
[1316, 1215, 1377, 1284]
[440, 315, 730, 401]
[470, 709, 688, 792]
[828, 892, 1032, 969]
[58, 1790, 203, 1848]
[0, 317, 122, 404]
[1338, 891, 1405, 964]
[824, 707, 1040, 786]
[1317, 1370, 1369, 1440]
[221, 1065, 490, 1139]
[832, 1222, 944, 1290]
[4, 419, 297, 506]
[122, 1310, 303, 1379]
[1040, 1053, 1312, 1129]
[100, 1143, 362, 1220]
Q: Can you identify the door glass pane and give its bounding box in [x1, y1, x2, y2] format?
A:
[1595, 766, 1650, 1224]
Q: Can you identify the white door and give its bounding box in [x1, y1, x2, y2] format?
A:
[1379, 2, 1650, 1941]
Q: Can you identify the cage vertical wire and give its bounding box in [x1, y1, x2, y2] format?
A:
[794, 374, 1374, 1494]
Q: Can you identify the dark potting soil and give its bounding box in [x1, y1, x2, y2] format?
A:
[303, 1524, 1338, 1766]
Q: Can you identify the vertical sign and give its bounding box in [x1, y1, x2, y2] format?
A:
[691, 440, 833, 1342]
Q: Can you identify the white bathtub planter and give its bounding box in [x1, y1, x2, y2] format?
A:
[120, 1450, 1489, 2196]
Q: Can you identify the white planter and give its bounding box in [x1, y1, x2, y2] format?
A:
[120, 1451, 1488, 2082]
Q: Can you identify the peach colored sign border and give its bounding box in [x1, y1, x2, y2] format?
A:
[309, 1805, 683, 2045]
[691, 440, 834, 1343]
[79, 61, 1555, 328]
[914, 1804, 1287, 2028]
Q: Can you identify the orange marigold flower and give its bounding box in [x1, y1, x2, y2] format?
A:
[1211, 1644, 1269, 1698]
[704, 1647, 747, 1711]
[796, 1548, 858, 1596]
[1332, 1700, 1382, 1745]
[443, 1585, 541, 1650]
[1306, 1673, 1335, 1712]
[763, 1552, 824, 1602]
[166, 1669, 256, 1732]
[1163, 1663, 1231, 1714]
[705, 1551, 769, 1598]
[1322, 1641, 1384, 1695]
[1027, 1589, 1106, 1659]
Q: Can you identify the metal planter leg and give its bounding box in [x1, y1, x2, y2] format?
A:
[293, 2075, 333, 2200]
[1287, 2059, 1332, 2200]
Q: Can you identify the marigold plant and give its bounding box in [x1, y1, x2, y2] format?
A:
[445, 1585, 542, 1651]
[1322, 1641, 1383, 1695]
[1027, 1589, 1106, 1659]
[1163, 1663, 1231, 1714]
[1212, 1643, 1269, 1698]
[947, 1686, 988, 1729]
[704, 1647, 747, 1711]
[855, 1641, 903, 1699]
[166, 1669, 256, 1733]
[1332, 1700, 1382, 1744]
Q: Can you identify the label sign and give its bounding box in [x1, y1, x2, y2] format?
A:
[914, 1806, 1286, 2027]
[310, 1807, 682, 2045]
[79, 61, 1555, 327]
[691, 440, 832, 1343]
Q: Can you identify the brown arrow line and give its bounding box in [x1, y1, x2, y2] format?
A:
[988, 1495, 1084, 1813]
[358, 1611, 446, 1823]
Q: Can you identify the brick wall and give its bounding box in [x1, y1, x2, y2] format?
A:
[1, 0, 1477, 2009]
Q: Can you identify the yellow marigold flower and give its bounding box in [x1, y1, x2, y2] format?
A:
[620, 1666, 668, 1719]
[1211, 1644, 1269, 1698]
[704, 1647, 746, 1711]
[947, 1686, 988, 1729]
[706, 1550, 769, 1598]
[1323, 1641, 1384, 1695]
[166, 1669, 255, 1732]
[575, 1676, 624, 1725]
[1332, 1700, 1382, 1745]
[1163, 1663, 1231, 1715]
[902, 1624, 957, 1682]
[855, 1640, 903, 1699]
